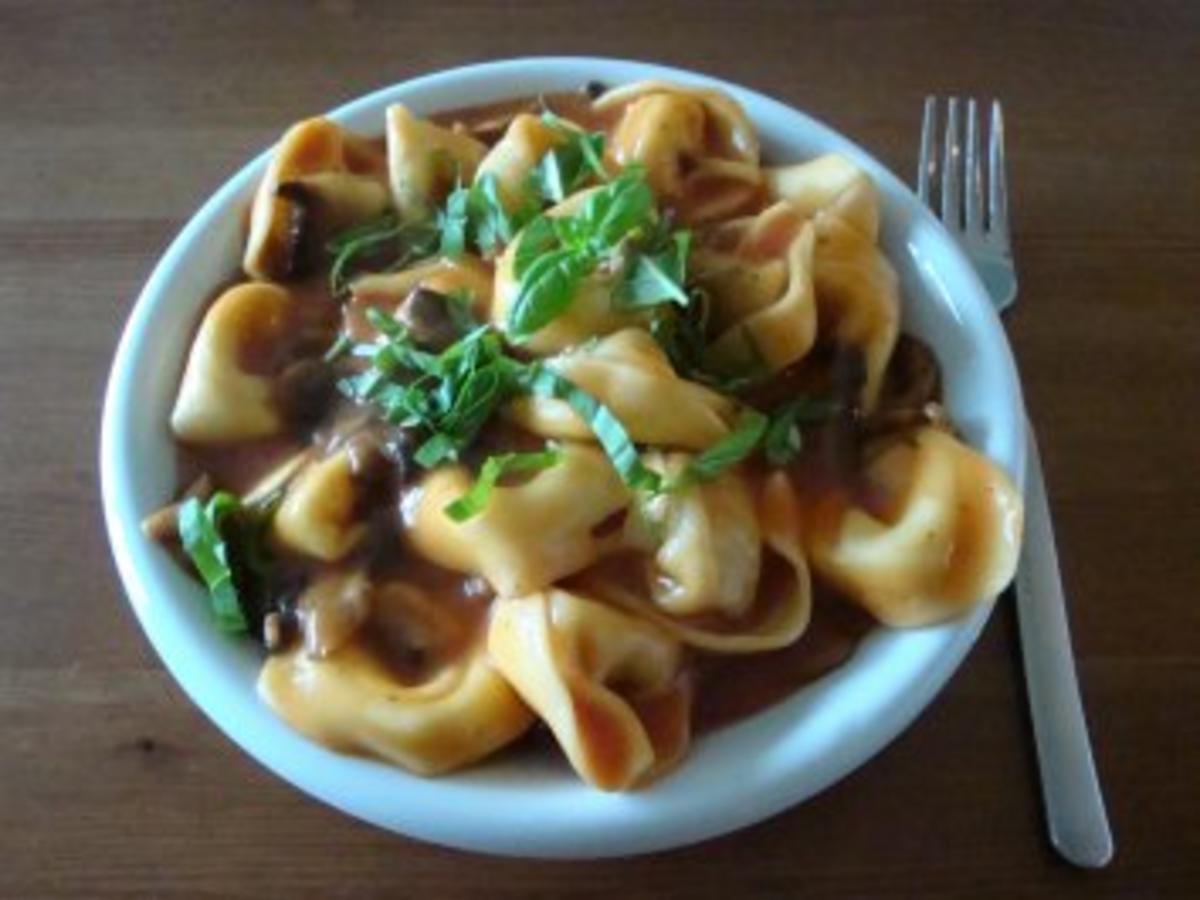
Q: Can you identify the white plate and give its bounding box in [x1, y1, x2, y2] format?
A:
[101, 57, 1025, 858]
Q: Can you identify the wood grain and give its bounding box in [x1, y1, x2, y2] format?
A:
[1, 1, 1197, 896]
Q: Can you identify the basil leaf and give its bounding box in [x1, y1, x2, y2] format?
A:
[177, 491, 277, 634]
[579, 170, 655, 249]
[443, 447, 563, 521]
[507, 247, 594, 339]
[619, 230, 692, 309]
[762, 397, 841, 467]
[514, 215, 557, 279]
[327, 215, 439, 296]
[519, 366, 661, 492]
[531, 119, 607, 203]
[470, 174, 518, 257]
[438, 184, 470, 258]
[670, 410, 769, 489]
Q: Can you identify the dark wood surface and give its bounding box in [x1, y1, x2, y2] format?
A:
[1, 1, 1197, 896]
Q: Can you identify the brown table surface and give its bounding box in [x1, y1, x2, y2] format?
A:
[2, 1, 1198, 897]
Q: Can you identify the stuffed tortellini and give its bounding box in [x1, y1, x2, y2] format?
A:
[245, 117, 389, 281]
[171, 283, 295, 443]
[504, 329, 737, 450]
[387, 104, 487, 221]
[402, 444, 630, 597]
[488, 589, 689, 791]
[272, 448, 366, 562]
[766, 154, 900, 411]
[260, 582, 533, 775]
[693, 203, 819, 375]
[586, 468, 813, 653]
[803, 426, 1023, 626]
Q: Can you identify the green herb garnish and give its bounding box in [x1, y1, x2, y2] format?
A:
[177, 491, 277, 634]
[669, 409, 769, 489]
[530, 113, 607, 203]
[507, 168, 667, 341]
[326, 214, 439, 297]
[518, 365, 662, 492]
[618, 230, 692, 309]
[443, 447, 563, 521]
[439, 173, 538, 260]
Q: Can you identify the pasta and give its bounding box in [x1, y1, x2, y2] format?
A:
[802, 426, 1023, 626]
[157, 79, 1024, 791]
[504, 328, 738, 449]
[170, 283, 293, 443]
[488, 589, 689, 790]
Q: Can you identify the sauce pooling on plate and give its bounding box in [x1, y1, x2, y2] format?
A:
[151, 80, 1023, 791]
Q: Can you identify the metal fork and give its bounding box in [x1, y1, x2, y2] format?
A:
[918, 97, 1114, 868]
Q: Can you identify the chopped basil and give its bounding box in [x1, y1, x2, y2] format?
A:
[506, 168, 675, 340]
[177, 491, 278, 634]
[518, 365, 662, 492]
[326, 214, 439, 297]
[530, 113, 607, 203]
[443, 447, 563, 521]
[669, 410, 769, 489]
[618, 230, 692, 309]
[439, 173, 537, 260]
[507, 247, 594, 339]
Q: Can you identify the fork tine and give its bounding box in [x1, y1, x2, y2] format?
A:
[964, 98, 983, 232]
[940, 97, 962, 227]
[917, 96, 937, 205]
[988, 100, 1010, 243]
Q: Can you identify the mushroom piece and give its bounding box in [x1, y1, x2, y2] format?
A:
[395, 287, 464, 351]
[296, 568, 372, 658]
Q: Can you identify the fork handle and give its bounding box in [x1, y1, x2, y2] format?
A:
[1015, 423, 1114, 867]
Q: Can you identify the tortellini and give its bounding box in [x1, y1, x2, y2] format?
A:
[693, 203, 819, 375]
[487, 589, 689, 791]
[803, 426, 1023, 626]
[402, 444, 630, 597]
[626, 453, 762, 617]
[504, 329, 737, 450]
[170, 283, 293, 443]
[595, 79, 759, 201]
[473, 113, 565, 211]
[273, 449, 365, 562]
[766, 154, 880, 240]
[584, 469, 813, 653]
[346, 255, 493, 340]
[765, 154, 900, 411]
[244, 117, 389, 281]
[260, 582, 533, 775]
[387, 104, 487, 221]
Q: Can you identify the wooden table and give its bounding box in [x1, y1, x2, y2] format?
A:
[2, 1, 1196, 896]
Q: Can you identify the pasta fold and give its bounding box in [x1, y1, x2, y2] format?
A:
[272, 449, 365, 562]
[693, 204, 819, 375]
[386, 104, 487, 221]
[582, 470, 812, 653]
[504, 328, 737, 450]
[765, 154, 899, 410]
[803, 426, 1023, 626]
[170, 283, 292, 443]
[402, 444, 630, 597]
[260, 582, 533, 775]
[488, 589, 689, 791]
[245, 118, 388, 280]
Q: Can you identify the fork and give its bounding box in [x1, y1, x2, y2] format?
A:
[917, 97, 1114, 868]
